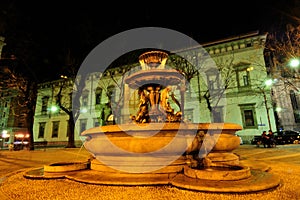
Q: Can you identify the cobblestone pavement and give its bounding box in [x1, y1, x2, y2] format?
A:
[1, 144, 300, 199]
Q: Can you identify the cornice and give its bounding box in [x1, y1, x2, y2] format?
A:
[171, 31, 267, 56]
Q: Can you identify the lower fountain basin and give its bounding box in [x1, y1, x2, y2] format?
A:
[81, 122, 242, 173]
[184, 165, 252, 181]
[81, 122, 242, 154]
[44, 162, 89, 173]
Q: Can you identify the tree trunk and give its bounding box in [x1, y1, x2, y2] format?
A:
[66, 113, 76, 148]
[27, 110, 35, 150]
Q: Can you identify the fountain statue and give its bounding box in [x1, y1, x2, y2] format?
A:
[24, 50, 280, 193]
[128, 51, 182, 124]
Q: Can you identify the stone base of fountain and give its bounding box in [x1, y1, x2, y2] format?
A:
[23, 158, 280, 193]
[44, 162, 89, 173]
[22, 122, 281, 192]
[90, 156, 186, 174]
[184, 165, 251, 181]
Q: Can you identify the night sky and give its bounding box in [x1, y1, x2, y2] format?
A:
[0, 0, 292, 81]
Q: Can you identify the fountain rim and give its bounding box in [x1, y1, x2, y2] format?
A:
[80, 122, 242, 136]
[138, 50, 169, 62]
[124, 69, 184, 89]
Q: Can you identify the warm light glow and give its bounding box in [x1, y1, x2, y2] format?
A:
[290, 58, 300, 68]
[246, 66, 254, 71]
[275, 107, 282, 112]
[60, 75, 68, 79]
[15, 133, 25, 138]
[1, 130, 10, 138]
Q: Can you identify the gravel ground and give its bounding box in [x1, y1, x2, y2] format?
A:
[1, 146, 300, 200]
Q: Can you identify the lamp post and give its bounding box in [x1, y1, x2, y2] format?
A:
[258, 79, 273, 131]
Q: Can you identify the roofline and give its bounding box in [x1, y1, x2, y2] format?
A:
[201, 30, 262, 46]
[171, 30, 268, 53]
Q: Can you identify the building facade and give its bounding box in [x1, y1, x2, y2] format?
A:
[269, 66, 300, 132]
[170, 31, 276, 142]
[33, 31, 277, 145]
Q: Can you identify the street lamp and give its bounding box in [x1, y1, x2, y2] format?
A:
[50, 105, 59, 113]
[289, 58, 300, 68]
[258, 79, 274, 131]
[265, 79, 273, 86]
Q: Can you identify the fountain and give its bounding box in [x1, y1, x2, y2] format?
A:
[24, 50, 280, 193]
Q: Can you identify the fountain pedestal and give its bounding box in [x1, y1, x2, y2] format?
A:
[205, 133, 241, 167]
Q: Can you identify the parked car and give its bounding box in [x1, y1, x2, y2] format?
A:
[235, 134, 243, 145]
[250, 130, 300, 146]
[273, 130, 300, 145]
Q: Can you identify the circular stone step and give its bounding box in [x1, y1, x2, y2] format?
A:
[184, 165, 251, 181]
[44, 162, 89, 173]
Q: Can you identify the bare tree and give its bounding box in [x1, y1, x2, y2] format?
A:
[202, 54, 236, 114]
[52, 49, 87, 148]
[266, 24, 300, 79]
[265, 23, 300, 129]
[0, 58, 37, 150]
[168, 52, 236, 116]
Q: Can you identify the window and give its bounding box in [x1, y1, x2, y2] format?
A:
[212, 106, 223, 122]
[239, 104, 257, 129]
[94, 118, 100, 127]
[236, 65, 251, 89]
[82, 94, 88, 107]
[41, 96, 49, 115]
[243, 75, 249, 86]
[290, 90, 300, 123]
[38, 122, 46, 138]
[290, 90, 298, 110]
[95, 87, 102, 105]
[208, 80, 214, 90]
[80, 119, 87, 133]
[52, 121, 59, 138]
[66, 120, 71, 137]
[107, 85, 115, 104]
[237, 70, 250, 87]
[206, 68, 220, 91]
[244, 110, 254, 126]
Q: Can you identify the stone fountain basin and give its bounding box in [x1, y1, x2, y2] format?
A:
[81, 122, 242, 173]
[44, 162, 89, 173]
[81, 122, 242, 155]
[184, 165, 252, 181]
